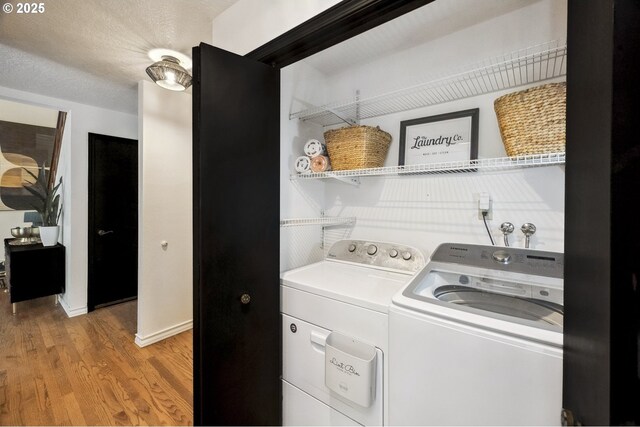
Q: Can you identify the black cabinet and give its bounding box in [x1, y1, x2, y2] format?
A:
[5, 240, 65, 311]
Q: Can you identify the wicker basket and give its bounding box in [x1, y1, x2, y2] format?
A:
[324, 125, 392, 170]
[494, 82, 566, 156]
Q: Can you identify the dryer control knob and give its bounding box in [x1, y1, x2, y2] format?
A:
[402, 251, 412, 260]
[389, 249, 398, 258]
[348, 244, 356, 252]
[367, 245, 378, 255]
[492, 250, 511, 264]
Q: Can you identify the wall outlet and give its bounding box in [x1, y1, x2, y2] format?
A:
[478, 192, 492, 220]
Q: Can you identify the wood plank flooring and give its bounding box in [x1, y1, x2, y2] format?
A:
[0, 290, 193, 426]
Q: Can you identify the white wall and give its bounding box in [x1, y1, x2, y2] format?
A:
[280, 63, 330, 271]
[211, 0, 341, 55]
[0, 212, 33, 246]
[279, 0, 567, 268]
[317, 0, 567, 103]
[136, 80, 193, 347]
[0, 85, 138, 316]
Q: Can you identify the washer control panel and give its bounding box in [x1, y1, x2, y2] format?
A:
[430, 243, 563, 279]
[491, 250, 511, 264]
[327, 240, 426, 273]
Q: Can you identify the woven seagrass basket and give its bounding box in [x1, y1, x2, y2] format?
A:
[324, 125, 392, 170]
[494, 82, 566, 156]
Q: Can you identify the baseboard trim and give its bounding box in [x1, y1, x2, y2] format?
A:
[58, 296, 88, 317]
[135, 319, 193, 348]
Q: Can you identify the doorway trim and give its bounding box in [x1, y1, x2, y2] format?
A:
[245, 0, 433, 68]
[87, 132, 139, 312]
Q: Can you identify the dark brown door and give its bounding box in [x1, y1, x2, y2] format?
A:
[564, 0, 640, 424]
[88, 133, 138, 311]
[192, 43, 280, 425]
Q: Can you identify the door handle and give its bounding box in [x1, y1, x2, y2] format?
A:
[98, 229, 114, 236]
[310, 330, 328, 347]
[310, 330, 328, 354]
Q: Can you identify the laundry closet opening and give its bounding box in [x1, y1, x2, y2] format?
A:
[195, 0, 640, 425]
[280, 0, 566, 272]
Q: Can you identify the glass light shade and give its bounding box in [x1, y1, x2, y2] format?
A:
[145, 56, 192, 91]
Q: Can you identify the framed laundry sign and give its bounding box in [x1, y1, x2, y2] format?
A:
[398, 109, 479, 167]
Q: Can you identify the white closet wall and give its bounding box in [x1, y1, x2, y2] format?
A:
[280, 63, 330, 271]
[281, 0, 567, 268]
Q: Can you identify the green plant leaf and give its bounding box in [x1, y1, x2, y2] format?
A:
[21, 162, 63, 226]
[22, 166, 39, 183]
[23, 184, 46, 203]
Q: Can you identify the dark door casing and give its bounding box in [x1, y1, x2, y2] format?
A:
[193, 0, 640, 425]
[88, 133, 138, 311]
[564, 0, 640, 424]
[192, 43, 280, 426]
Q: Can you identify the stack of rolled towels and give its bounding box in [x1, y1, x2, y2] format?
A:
[295, 139, 331, 174]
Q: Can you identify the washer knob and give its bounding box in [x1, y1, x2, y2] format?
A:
[492, 250, 511, 264]
[402, 251, 412, 260]
[348, 244, 356, 252]
[389, 249, 398, 258]
[367, 245, 378, 255]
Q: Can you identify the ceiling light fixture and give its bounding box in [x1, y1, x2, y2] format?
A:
[146, 53, 192, 91]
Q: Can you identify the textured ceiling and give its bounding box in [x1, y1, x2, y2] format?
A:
[0, 0, 237, 114]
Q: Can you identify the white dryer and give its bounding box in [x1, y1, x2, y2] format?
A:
[281, 240, 425, 426]
[389, 243, 564, 426]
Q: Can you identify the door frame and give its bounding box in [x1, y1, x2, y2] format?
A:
[564, 0, 640, 424]
[87, 132, 139, 312]
[193, 1, 432, 425]
[196, 0, 639, 425]
[255, 0, 636, 424]
[245, 0, 434, 68]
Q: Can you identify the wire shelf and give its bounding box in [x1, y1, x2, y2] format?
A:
[290, 41, 567, 126]
[291, 152, 565, 181]
[280, 217, 356, 227]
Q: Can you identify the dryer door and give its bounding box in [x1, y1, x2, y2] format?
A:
[282, 314, 383, 426]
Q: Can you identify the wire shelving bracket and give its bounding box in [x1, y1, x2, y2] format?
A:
[279, 217, 357, 228]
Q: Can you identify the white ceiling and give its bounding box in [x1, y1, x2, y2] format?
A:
[0, 0, 237, 114]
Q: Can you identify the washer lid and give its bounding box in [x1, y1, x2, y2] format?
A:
[392, 265, 564, 346]
[281, 260, 413, 313]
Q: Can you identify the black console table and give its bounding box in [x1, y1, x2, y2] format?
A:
[4, 239, 65, 314]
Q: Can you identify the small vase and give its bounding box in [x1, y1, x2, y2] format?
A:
[39, 226, 60, 247]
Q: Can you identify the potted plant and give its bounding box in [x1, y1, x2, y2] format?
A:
[23, 163, 62, 246]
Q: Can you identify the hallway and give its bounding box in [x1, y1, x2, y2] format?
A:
[0, 292, 192, 425]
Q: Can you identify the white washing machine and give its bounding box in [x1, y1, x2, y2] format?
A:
[281, 239, 425, 426]
[389, 243, 563, 426]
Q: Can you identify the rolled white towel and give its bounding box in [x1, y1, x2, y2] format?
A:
[303, 139, 326, 158]
[294, 156, 311, 173]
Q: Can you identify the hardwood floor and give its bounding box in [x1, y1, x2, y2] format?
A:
[0, 291, 193, 426]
